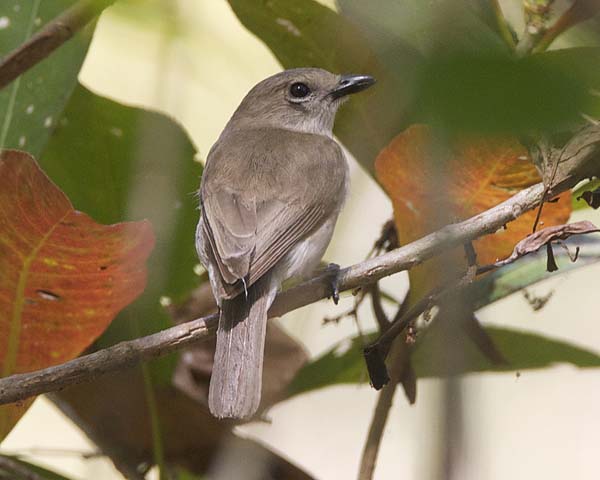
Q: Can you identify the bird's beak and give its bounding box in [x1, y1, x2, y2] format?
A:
[330, 74, 376, 99]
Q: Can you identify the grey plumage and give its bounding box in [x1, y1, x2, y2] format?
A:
[196, 68, 374, 419]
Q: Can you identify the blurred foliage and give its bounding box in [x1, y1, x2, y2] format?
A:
[289, 232, 600, 396]
[0, 0, 93, 156]
[52, 322, 311, 478]
[416, 48, 597, 133]
[289, 325, 600, 397]
[470, 235, 600, 307]
[2, 0, 600, 476]
[0, 454, 75, 480]
[41, 86, 201, 381]
[229, 0, 600, 174]
[228, 0, 419, 175]
[109, 0, 186, 38]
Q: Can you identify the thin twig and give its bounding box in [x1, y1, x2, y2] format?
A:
[533, 0, 600, 53]
[358, 330, 413, 480]
[365, 220, 600, 385]
[369, 283, 391, 332]
[0, 0, 116, 90]
[357, 374, 396, 480]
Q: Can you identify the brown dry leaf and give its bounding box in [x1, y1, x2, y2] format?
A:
[502, 220, 600, 264]
[375, 124, 572, 294]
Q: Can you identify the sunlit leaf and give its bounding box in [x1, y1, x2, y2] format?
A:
[0, 0, 93, 156]
[0, 150, 154, 439]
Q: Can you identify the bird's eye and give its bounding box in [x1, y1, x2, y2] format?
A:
[289, 82, 311, 98]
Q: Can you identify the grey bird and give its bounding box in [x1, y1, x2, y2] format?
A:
[196, 67, 375, 419]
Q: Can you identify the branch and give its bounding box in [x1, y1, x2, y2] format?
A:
[0, 0, 115, 90]
[0, 154, 592, 405]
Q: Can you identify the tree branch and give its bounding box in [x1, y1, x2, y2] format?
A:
[0, 150, 594, 405]
[0, 0, 115, 90]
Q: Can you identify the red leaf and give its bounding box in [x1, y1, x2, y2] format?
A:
[0, 150, 155, 438]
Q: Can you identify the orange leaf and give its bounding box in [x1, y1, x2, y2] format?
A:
[375, 125, 571, 295]
[0, 150, 155, 438]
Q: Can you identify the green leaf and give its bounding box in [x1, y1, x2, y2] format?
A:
[471, 236, 600, 308]
[41, 85, 202, 383]
[289, 234, 600, 396]
[174, 468, 204, 480]
[0, 0, 93, 156]
[573, 179, 600, 210]
[338, 0, 507, 55]
[0, 454, 74, 480]
[288, 326, 600, 397]
[416, 325, 600, 377]
[227, 0, 421, 174]
[415, 50, 593, 134]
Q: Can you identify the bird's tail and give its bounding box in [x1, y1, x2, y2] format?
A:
[208, 277, 275, 419]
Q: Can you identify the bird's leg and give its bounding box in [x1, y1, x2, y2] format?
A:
[325, 263, 341, 305]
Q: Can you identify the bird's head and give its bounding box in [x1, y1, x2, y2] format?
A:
[228, 67, 375, 136]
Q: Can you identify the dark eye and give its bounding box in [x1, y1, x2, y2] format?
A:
[289, 82, 311, 98]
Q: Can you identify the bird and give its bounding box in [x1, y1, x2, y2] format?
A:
[196, 67, 375, 419]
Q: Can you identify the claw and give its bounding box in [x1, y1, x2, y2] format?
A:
[325, 263, 341, 305]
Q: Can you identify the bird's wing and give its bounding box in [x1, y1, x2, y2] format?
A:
[201, 190, 326, 299]
[200, 132, 345, 300]
[201, 187, 257, 286]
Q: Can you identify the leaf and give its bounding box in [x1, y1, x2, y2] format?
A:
[470, 235, 600, 309]
[0, 454, 75, 480]
[0, 0, 94, 156]
[338, 0, 507, 55]
[227, 0, 420, 174]
[39, 84, 201, 476]
[0, 150, 154, 439]
[374, 124, 572, 294]
[498, 220, 599, 266]
[41, 85, 201, 380]
[415, 50, 593, 134]
[576, 187, 600, 209]
[573, 178, 600, 210]
[288, 327, 600, 397]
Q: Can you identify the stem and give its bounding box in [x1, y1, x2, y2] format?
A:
[491, 0, 517, 49]
[140, 362, 168, 480]
[0, 0, 116, 90]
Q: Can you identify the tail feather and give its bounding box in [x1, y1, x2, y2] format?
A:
[208, 277, 275, 419]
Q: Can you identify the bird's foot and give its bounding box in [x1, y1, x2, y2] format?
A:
[324, 263, 341, 305]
